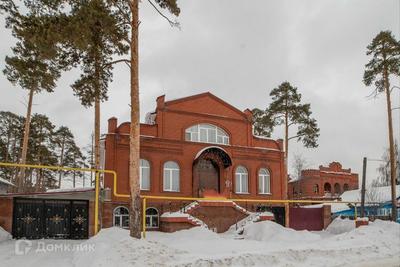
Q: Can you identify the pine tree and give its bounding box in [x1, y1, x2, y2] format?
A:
[251, 108, 273, 137]
[1, 1, 66, 192]
[363, 30, 400, 221]
[266, 82, 319, 159]
[259, 82, 319, 200]
[54, 126, 78, 188]
[108, 0, 180, 238]
[28, 114, 58, 191]
[0, 111, 24, 181]
[67, 0, 129, 184]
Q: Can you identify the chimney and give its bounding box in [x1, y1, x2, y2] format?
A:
[108, 117, 117, 133]
[243, 108, 253, 121]
[156, 94, 165, 109]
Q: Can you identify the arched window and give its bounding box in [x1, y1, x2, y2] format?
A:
[140, 159, 150, 190]
[146, 208, 159, 228]
[258, 168, 270, 194]
[313, 184, 319, 194]
[343, 183, 349, 192]
[334, 183, 341, 195]
[324, 183, 332, 193]
[163, 161, 180, 192]
[113, 206, 129, 228]
[185, 124, 229, 145]
[235, 166, 248, 193]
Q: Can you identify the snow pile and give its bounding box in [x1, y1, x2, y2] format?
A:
[0, 219, 399, 266]
[73, 227, 183, 267]
[0, 227, 11, 242]
[165, 226, 218, 241]
[242, 220, 320, 243]
[325, 217, 355, 234]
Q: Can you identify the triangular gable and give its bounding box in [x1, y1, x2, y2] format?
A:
[164, 92, 247, 120]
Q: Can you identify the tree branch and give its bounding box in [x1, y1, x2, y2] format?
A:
[105, 59, 131, 68]
[147, 0, 180, 29]
[288, 133, 306, 141]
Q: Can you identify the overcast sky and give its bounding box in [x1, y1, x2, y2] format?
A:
[0, 0, 399, 184]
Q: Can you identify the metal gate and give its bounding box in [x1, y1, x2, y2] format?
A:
[12, 198, 89, 239]
[289, 207, 324, 231]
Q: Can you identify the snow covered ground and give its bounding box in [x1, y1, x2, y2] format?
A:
[0, 218, 399, 267]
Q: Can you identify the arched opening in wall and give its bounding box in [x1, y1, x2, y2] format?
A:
[324, 183, 332, 195]
[193, 147, 232, 197]
[145, 208, 159, 229]
[343, 183, 349, 192]
[334, 183, 341, 195]
[113, 206, 129, 229]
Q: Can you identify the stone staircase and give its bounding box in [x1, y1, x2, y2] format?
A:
[160, 199, 252, 233]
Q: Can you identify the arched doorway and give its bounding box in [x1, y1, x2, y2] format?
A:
[193, 147, 232, 197]
[194, 159, 220, 193]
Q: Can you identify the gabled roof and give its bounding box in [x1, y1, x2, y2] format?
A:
[164, 92, 249, 119]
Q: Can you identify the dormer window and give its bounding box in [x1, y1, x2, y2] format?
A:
[185, 124, 229, 145]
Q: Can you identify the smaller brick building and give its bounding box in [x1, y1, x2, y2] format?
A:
[288, 162, 359, 200]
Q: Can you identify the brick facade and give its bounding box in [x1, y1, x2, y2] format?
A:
[288, 162, 359, 200]
[103, 92, 286, 231]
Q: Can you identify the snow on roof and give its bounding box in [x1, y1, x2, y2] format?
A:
[46, 187, 94, 193]
[161, 211, 190, 218]
[0, 177, 14, 186]
[340, 185, 400, 203]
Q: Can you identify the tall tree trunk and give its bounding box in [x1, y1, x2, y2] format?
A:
[383, 63, 397, 222]
[129, 0, 141, 239]
[94, 97, 100, 172]
[16, 88, 34, 192]
[58, 136, 66, 188]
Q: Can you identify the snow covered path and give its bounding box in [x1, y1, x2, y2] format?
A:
[0, 218, 399, 267]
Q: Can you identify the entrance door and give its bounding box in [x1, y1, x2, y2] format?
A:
[194, 159, 220, 195]
[13, 198, 89, 239]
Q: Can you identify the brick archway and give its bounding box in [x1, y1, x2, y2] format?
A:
[193, 147, 232, 197]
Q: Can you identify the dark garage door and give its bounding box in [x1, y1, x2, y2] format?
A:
[13, 198, 89, 239]
[289, 207, 324, 231]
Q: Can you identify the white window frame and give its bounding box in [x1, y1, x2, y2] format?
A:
[140, 159, 150, 191]
[113, 206, 130, 229]
[163, 161, 180, 192]
[185, 123, 229, 145]
[145, 207, 159, 229]
[235, 166, 249, 194]
[258, 168, 271, 194]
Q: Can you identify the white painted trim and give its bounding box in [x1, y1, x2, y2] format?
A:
[194, 146, 230, 160]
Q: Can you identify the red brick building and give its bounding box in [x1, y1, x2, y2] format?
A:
[288, 162, 359, 200]
[102, 92, 286, 231]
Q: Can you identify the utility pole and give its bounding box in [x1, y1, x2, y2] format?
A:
[360, 157, 367, 217]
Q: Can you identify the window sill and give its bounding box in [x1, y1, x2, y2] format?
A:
[140, 189, 150, 191]
[258, 193, 272, 195]
[235, 192, 250, 195]
[163, 190, 180, 193]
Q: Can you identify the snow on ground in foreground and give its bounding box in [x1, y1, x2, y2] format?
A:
[1, 218, 399, 267]
[0, 227, 11, 243]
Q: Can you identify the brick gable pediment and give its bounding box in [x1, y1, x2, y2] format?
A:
[163, 92, 248, 121]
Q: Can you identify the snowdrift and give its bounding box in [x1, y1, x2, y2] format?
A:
[242, 220, 321, 242]
[0, 227, 11, 243]
[325, 217, 355, 234]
